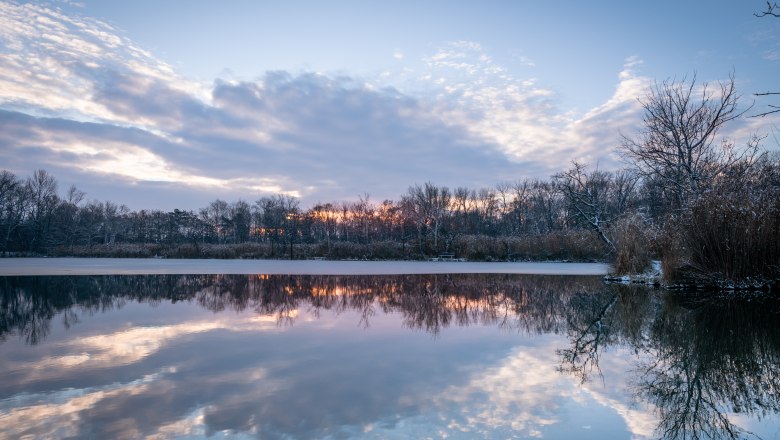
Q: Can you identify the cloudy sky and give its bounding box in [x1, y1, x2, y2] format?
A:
[0, 0, 778, 210]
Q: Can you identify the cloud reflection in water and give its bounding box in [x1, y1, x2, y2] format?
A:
[0, 274, 777, 439]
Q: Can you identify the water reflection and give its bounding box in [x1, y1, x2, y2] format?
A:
[0, 274, 778, 439]
[557, 285, 780, 439]
[0, 274, 602, 343]
[638, 296, 780, 439]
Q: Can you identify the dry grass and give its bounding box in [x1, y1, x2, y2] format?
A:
[453, 230, 607, 262]
[664, 188, 780, 289]
[610, 214, 654, 275]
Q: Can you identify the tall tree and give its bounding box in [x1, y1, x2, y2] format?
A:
[0, 171, 28, 252]
[554, 162, 638, 251]
[402, 183, 451, 255]
[200, 199, 229, 244]
[25, 169, 59, 251]
[50, 185, 86, 248]
[229, 200, 252, 244]
[620, 74, 758, 209]
[254, 195, 299, 257]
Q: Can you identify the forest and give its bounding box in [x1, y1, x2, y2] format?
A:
[1, 75, 779, 291]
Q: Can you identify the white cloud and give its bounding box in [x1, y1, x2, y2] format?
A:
[0, 4, 525, 208]
[432, 342, 658, 439]
[4, 3, 770, 210]
[3, 313, 288, 385]
[0, 2, 207, 127]
[437, 346, 569, 435]
[418, 43, 650, 170]
[0, 370, 172, 439]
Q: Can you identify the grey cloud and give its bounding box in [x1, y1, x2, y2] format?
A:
[0, 3, 660, 211]
[203, 74, 522, 197]
[3, 61, 529, 209]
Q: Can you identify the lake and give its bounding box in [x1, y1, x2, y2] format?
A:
[1, 272, 779, 439]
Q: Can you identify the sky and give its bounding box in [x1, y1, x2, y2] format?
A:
[0, 0, 778, 211]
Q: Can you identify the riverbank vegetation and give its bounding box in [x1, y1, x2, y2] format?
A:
[1, 75, 778, 291]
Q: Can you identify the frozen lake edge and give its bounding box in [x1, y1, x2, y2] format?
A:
[0, 258, 610, 276]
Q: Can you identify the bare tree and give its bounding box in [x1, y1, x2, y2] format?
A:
[620, 74, 758, 208]
[25, 169, 59, 250]
[402, 183, 452, 255]
[254, 195, 299, 258]
[0, 171, 28, 252]
[227, 200, 251, 244]
[200, 199, 229, 244]
[554, 162, 638, 251]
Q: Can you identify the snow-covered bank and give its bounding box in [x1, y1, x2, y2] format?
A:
[603, 260, 663, 286]
[0, 258, 610, 276]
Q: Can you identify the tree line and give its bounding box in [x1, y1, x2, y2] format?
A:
[1, 74, 779, 288]
[0, 168, 592, 258]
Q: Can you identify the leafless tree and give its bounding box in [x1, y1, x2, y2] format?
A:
[0, 171, 28, 252]
[25, 169, 59, 250]
[620, 73, 759, 208]
[402, 182, 451, 255]
[254, 194, 299, 258]
[554, 162, 638, 251]
[200, 199, 229, 244]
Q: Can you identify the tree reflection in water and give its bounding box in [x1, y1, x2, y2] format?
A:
[638, 295, 780, 439]
[1, 274, 779, 439]
[557, 284, 780, 439]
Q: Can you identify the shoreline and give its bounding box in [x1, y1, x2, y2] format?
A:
[0, 257, 610, 276]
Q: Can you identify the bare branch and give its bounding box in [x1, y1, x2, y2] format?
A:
[753, 106, 780, 118]
[620, 73, 753, 208]
[755, 1, 780, 17]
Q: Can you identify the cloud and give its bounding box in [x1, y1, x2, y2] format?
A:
[7, 4, 766, 211]
[0, 370, 174, 439]
[431, 342, 658, 439]
[0, 4, 533, 209]
[0, 2, 205, 126]
[435, 344, 571, 436]
[2, 312, 289, 391]
[418, 42, 650, 169]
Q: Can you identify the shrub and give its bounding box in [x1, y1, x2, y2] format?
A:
[610, 214, 654, 275]
[368, 240, 408, 260]
[452, 231, 607, 262]
[668, 187, 780, 288]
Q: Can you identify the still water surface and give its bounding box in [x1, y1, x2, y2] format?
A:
[0, 274, 778, 439]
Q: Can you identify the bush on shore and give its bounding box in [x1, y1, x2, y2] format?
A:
[452, 230, 605, 262]
[610, 214, 655, 276]
[667, 188, 780, 290]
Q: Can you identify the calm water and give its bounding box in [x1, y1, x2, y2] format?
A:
[0, 274, 778, 440]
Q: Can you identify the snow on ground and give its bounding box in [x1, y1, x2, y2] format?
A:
[603, 260, 663, 285]
[0, 258, 610, 276]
